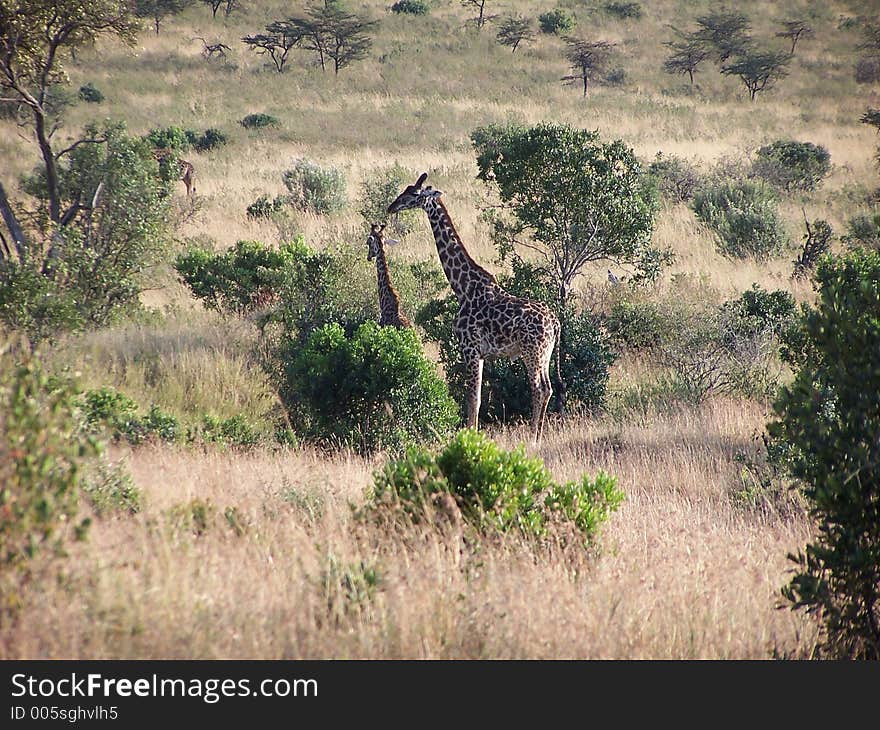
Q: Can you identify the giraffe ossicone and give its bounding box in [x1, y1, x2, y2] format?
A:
[387, 172, 561, 442]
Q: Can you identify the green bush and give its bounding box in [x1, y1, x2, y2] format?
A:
[605, 294, 666, 351]
[240, 113, 280, 129]
[604, 2, 642, 19]
[192, 127, 227, 152]
[78, 82, 104, 103]
[175, 239, 293, 316]
[82, 461, 141, 516]
[246, 194, 288, 220]
[358, 163, 419, 235]
[771, 249, 880, 658]
[693, 179, 788, 260]
[280, 321, 459, 453]
[197, 414, 261, 448]
[145, 126, 191, 152]
[391, 0, 429, 14]
[370, 429, 623, 542]
[79, 387, 179, 445]
[1, 355, 95, 616]
[842, 213, 880, 251]
[752, 140, 831, 193]
[282, 159, 347, 215]
[538, 8, 575, 35]
[646, 153, 700, 203]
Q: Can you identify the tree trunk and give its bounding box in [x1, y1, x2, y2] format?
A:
[155, 18, 160, 34]
[582, 73, 588, 97]
[34, 109, 61, 224]
[688, 68, 694, 84]
[0, 181, 27, 262]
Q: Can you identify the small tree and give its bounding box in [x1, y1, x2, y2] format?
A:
[538, 8, 575, 35]
[792, 216, 833, 280]
[772, 250, 880, 659]
[775, 19, 813, 55]
[200, 0, 222, 18]
[562, 38, 614, 97]
[495, 16, 534, 53]
[693, 9, 752, 62]
[242, 21, 303, 73]
[722, 48, 791, 101]
[292, 1, 377, 75]
[461, 0, 497, 30]
[135, 0, 191, 35]
[663, 35, 711, 85]
[861, 107, 880, 133]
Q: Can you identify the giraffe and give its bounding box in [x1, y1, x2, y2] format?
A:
[387, 172, 561, 442]
[366, 222, 412, 329]
[153, 148, 196, 196]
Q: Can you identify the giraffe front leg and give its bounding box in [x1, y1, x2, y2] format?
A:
[463, 351, 484, 430]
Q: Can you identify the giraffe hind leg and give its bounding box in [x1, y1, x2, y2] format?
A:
[464, 352, 484, 431]
[529, 360, 553, 443]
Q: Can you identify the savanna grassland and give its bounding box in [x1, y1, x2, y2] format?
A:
[2, 0, 879, 658]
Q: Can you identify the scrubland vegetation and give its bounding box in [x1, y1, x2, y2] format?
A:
[1, 0, 879, 659]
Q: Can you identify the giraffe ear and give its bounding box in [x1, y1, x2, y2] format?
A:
[415, 172, 428, 188]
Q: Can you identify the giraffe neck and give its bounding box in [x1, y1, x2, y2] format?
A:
[374, 246, 403, 319]
[423, 198, 497, 301]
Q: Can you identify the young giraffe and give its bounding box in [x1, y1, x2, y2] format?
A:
[153, 148, 196, 196]
[388, 173, 561, 442]
[366, 222, 412, 329]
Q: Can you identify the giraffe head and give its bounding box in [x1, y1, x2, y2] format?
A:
[366, 223, 399, 261]
[387, 172, 442, 214]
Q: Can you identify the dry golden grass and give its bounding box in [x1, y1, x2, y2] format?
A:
[2, 400, 817, 659]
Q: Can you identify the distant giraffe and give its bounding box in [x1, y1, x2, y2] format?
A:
[366, 223, 412, 329]
[388, 173, 561, 442]
[153, 148, 196, 196]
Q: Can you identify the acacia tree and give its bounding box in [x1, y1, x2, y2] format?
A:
[663, 34, 710, 85]
[776, 18, 813, 55]
[135, 0, 191, 35]
[495, 16, 534, 53]
[722, 48, 790, 101]
[292, 1, 376, 74]
[0, 0, 138, 229]
[561, 38, 614, 97]
[693, 9, 752, 62]
[242, 21, 303, 72]
[461, 0, 496, 30]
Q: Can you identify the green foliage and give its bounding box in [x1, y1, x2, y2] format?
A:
[79, 387, 180, 445]
[793, 218, 834, 279]
[692, 179, 788, 260]
[692, 8, 752, 63]
[1, 354, 95, 615]
[646, 152, 701, 203]
[495, 16, 534, 53]
[1, 121, 171, 344]
[197, 414, 260, 448]
[279, 321, 459, 454]
[282, 158, 347, 215]
[604, 2, 641, 20]
[146, 125, 191, 152]
[473, 123, 665, 309]
[175, 239, 293, 316]
[771, 250, 880, 658]
[752, 140, 831, 193]
[358, 162, 419, 235]
[82, 460, 141, 516]
[538, 8, 574, 35]
[240, 113, 280, 129]
[390, 0, 429, 15]
[721, 49, 791, 101]
[246, 194, 288, 220]
[167, 498, 216, 536]
[842, 213, 880, 251]
[192, 127, 227, 152]
[78, 82, 104, 103]
[371, 429, 623, 543]
[605, 292, 665, 351]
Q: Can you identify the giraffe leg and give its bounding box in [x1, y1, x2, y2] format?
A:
[528, 358, 553, 443]
[464, 352, 484, 430]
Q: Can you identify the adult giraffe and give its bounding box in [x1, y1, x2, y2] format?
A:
[387, 172, 561, 442]
[366, 222, 412, 329]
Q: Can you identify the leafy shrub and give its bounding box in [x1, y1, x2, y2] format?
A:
[842, 213, 880, 251]
[358, 163, 419, 235]
[240, 113, 280, 129]
[693, 179, 788, 260]
[197, 414, 261, 448]
[319, 554, 382, 618]
[793, 218, 833, 279]
[602, 67, 627, 86]
[246, 194, 288, 220]
[191, 127, 227, 152]
[145, 126, 191, 152]
[78, 82, 104, 103]
[282, 159, 347, 215]
[646, 153, 701, 202]
[82, 461, 141, 516]
[1, 356, 95, 616]
[79, 387, 179, 445]
[724, 284, 797, 339]
[391, 0, 429, 14]
[771, 249, 880, 658]
[604, 2, 642, 20]
[167, 498, 216, 537]
[175, 239, 293, 316]
[855, 57, 880, 84]
[752, 140, 831, 193]
[538, 8, 575, 35]
[280, 321, 458, 453]
[605, 294, 665, 351]
[370, 429, 623, 543]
